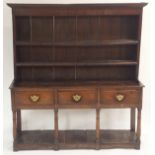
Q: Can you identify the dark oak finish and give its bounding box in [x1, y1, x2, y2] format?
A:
[8, 3, 147, 151]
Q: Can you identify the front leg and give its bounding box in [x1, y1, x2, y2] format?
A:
[17, 110, 22, 134]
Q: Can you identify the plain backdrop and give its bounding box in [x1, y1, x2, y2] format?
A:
[3, 0, 154, 155]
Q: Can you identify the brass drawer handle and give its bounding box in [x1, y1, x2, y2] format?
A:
[72, 94, 82, 102]
[115, 94, 125, 102]
[29, 95, 40, 103]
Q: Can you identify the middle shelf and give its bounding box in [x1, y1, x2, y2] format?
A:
[15, 39, 139, 47]
[16, 60, 137, 67]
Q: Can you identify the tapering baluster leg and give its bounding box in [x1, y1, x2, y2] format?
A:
[96, 108, 100, 149]
[130, 108, 135, 132]
[17, 110, 21, 134]
[54, 109, 59, 150]
[13, 110, 17, 140]
[136, 107, 141, 149]
[13, 110, 17, 151]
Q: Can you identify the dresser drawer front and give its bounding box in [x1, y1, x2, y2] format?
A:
[15, 91, 54, 105]
[58, 89, 97, 105]
[100, 89, 140, 106]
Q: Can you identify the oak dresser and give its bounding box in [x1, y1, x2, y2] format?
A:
[8, 3, 147, 150]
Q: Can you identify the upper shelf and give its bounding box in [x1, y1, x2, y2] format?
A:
[15, 39, 139, 47]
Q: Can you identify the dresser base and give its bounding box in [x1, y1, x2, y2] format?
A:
[14, 130, 140, 151]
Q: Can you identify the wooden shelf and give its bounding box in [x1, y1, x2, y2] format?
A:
[16, 61, 137, 67]
[15, 39, 139, 47]
[11, 80, 142, 88]
[14, 130, 138, 150]
[16, 62, 76, 67]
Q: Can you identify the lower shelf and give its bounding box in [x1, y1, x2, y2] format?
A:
[14, 130, 139, 150]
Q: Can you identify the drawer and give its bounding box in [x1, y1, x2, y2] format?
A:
[15, 91, 54, 106]
[100, 89, 141, 106]
[58, 89, 97, 105]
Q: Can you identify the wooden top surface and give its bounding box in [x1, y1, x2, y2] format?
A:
[10, 80, 144, 89]
[7, 3, 147, 8]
